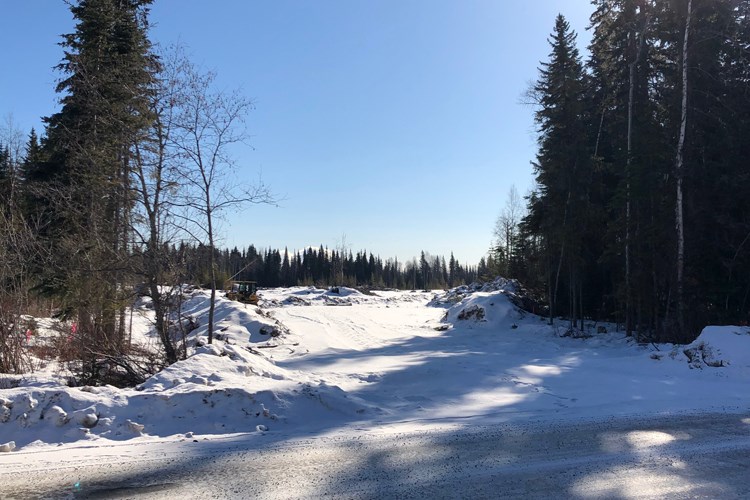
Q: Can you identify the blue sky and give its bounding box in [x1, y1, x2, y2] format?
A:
[1, 1, 593, 265]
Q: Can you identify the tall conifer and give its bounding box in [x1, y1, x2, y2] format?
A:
[526, 15, 590, 327]
[40, 0, 156, 368]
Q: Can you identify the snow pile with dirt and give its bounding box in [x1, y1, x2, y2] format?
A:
[1, 283, 749, 454]
[441, 288, 527, 329]
[678, 326, 750, 372]
[180, 291, 289, 343]
[258, 286, 372, 308]
[259, 285, 428, 308]
[429, 277, 519, 305]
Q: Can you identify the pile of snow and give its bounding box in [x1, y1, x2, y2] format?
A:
[0, 340, 380, 450]
[430, 277, 549, 319]
[260, 286, 366, 308]
[180, 291, 289, 344]
[260, 286, 432, 308]
[435, 281, 534, 333]
[677, 326, 750, 372]
[430, 277, 519, 306]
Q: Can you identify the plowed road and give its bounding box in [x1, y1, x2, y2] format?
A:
[2, 412, 749, 499]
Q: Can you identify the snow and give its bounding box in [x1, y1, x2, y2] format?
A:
[0, 283, 749, 494]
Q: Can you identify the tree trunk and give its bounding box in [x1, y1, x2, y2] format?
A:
[625, 46, 634, 336]
[150, 281, 176, 363]
[675, 0, 692, 340]
[207, 203, 216, 344]
[547, 252, 554, 326]
[625, 7, 650, 337]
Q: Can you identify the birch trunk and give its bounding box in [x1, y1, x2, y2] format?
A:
[675, 0, 692, 339]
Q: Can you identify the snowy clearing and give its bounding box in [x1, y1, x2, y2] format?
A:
[1, 283, 749, 498]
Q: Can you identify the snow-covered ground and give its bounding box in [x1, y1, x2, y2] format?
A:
[1, 283, 749, 498]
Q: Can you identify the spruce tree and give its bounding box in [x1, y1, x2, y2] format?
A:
[40, 0, 157, 372]
[525, 15, 590, 327]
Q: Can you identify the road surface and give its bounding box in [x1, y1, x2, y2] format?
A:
[1, 412, 748, 499]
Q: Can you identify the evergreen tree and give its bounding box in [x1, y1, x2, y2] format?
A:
[525, 15, 590, 327]
[40, 0, 157, 368]
[281, 248, 291, 285]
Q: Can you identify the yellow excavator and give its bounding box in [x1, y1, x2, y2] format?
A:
[225, 280, 259, 305]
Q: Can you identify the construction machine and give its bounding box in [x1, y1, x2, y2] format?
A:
[225, 280, 259, 305]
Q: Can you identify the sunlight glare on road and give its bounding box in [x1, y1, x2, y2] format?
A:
[570, 466, 708, 499]
[600, 430, 679, 453]
[626, 430, 676, 449]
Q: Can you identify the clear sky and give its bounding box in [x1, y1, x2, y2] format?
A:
[1, 1, 594, 265]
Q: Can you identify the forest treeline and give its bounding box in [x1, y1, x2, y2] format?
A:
[488, 1, 750, 343]
[183, 244, 480, 290]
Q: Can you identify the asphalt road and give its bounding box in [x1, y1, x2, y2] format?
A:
[2, 412, 749, 499]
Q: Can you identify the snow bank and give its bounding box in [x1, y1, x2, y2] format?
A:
[0, 339, 381, 450]
[679, 326, 750, 372]
[181, 292, 286, 344]
[261, 286, 363, 307]
[0, 290, 382, 450]
[443, 292, 524, 330]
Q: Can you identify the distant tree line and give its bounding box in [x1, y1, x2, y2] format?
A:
[489, 1, 750, 343]
[178, 244, 480, 291]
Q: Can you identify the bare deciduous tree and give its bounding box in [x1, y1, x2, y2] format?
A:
[130, 47, 186, 364]
[334, 232, 349, 285]
[0, 211, 37, 374]
[493, 185, 523, 277]
[168, 54, 274, 344]
[0, 115, 25, 221]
